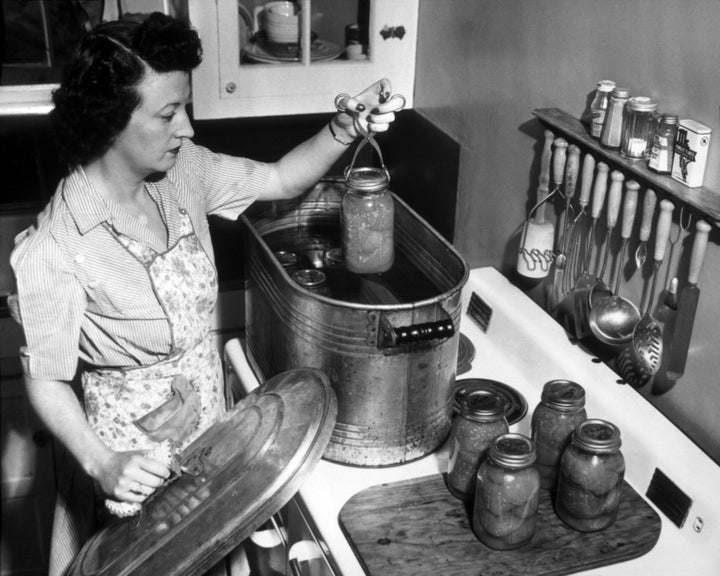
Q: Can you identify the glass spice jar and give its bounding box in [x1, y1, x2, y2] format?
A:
[599, 87, 631, 149]
[555, 419, 625, 532]
[620, 96, 658, 161]
[447, 390, 508, 501]
[531, 380, 587, 490]
[473, 433, 540, 550]
[648, 113, 679, 174]
[589, 80, 616, 139]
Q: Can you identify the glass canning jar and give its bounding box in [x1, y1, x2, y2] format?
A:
[599, 87, 631, 149]
[531, 380, 587, 490]
[447, 389, 508, 501]
[341, 164, 394, 274]
[555, 419, 625, 532]
[473, 433, 540, 550]
[620, 96, 658, 161]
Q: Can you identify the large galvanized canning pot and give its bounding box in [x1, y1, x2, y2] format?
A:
[242, 180, 469, 466]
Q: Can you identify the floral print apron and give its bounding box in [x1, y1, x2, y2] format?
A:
[84, 207, 225, 516]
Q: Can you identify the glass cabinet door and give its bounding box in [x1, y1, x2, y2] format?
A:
[189, 0, 417, 119]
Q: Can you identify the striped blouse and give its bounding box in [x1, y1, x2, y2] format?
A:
[11, 139, 269, 381]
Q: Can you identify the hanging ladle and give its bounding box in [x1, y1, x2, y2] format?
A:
[588, 179, 641, 347]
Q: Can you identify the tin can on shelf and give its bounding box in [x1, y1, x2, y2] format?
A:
[672, 119, 712, 188]
[447, 390, 508, 501]
[473, 433, 540, 550]
[531, 380, 587, 490]
[555, 419, 625, 532]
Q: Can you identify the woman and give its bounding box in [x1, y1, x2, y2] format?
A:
[10, 12, 401, 574]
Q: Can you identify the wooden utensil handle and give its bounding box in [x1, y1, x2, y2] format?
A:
[535, 186, 549, 224]
[655, 199, 675, 263]
[578, 154, 595, 209]
[639, 189, 657, 243]
[538, 130, 554, 191]
[564, 144, 581, 199]
[621, 181, 639, 239]
[552, 138, 568, 187]
[606, 170, 624, 229]
[591, 162, 609, 219]
[688, 220, 711, 285]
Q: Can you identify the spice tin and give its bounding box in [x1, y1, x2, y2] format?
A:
[531, 380, 587, 490]
[447, 389, 508, 501]
[672, 119, 712, 188]
[473, 433, 540, 549]
[555, 419, 625, 532]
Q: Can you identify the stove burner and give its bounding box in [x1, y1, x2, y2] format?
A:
[456, 333, 475, 375]
[453, 378, 528, 425]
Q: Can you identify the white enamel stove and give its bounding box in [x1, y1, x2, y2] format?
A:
[224, 267, 720, 576]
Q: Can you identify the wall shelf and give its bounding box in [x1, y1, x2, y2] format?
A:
[533, 108, 720, 225]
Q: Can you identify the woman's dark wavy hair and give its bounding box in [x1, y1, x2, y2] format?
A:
[50, 12, 202, 169]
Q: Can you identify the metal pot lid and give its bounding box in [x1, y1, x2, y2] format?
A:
[452, 378, 528, 425]
[69, 368, 337, 576]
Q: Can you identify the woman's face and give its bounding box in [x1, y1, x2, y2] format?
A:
[110, 68, 194, 178]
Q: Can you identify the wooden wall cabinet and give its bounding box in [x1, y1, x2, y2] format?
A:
[188, 0, 418, 119]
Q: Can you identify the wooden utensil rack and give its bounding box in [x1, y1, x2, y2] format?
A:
[533, 108, 720, 227]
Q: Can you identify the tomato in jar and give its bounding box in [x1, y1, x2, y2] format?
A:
[447, 390, 508, 501]
[555, 419, 625, 532]
[473, 433, 540, 550]
[531, 380, 587, 490]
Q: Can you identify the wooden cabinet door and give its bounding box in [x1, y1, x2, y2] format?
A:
[189, 0, 418, 119]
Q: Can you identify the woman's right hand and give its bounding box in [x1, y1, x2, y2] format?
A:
[96, 449, 171, 503]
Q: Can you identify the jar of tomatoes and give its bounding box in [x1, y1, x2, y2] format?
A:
[447, 390, 508, 501]
[473, 433, 540, 550]
[531, 380, 587, 490]
[555, 419, 625, 532]
[342, 138, 395, 274]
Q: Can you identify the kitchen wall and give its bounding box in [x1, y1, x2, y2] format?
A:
[413, 0, 720, 463]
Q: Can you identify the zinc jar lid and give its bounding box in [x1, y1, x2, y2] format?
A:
[626, 96, 657, 112]
[292, 268, 328, 289]
[573, 419, 622, 453]
[488, 433, 537, 468]
[597, 79, 616, 92]
[457, 389, 506, 423]
[346, 166, 389, 193]
[541, 379, 586, 411]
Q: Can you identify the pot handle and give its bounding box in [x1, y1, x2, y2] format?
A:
[378, 312, 455, 348]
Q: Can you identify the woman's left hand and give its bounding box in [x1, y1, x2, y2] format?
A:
[332, 78, 406, 140]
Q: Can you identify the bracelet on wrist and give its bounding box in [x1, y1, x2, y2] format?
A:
[328, 120, 354, 146]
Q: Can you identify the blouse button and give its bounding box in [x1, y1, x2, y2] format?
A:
[178, 208, 187, 215]
[75, 253, 85, 264]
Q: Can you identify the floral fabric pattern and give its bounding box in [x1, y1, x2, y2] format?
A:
[84, 209, 224, 515]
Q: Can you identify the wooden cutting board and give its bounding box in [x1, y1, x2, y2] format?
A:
[339, 474, 661, 576]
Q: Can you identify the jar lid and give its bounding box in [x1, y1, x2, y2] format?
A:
[488, 433, 537, 468]
[292, 268, 328, 289]
[346, 166, 390, 193]
[274, 250, 298, 269]
[660, 113, 679, 125]
[610, 87, 631, 100]
[457, 389, 506, 422]
[573, 419, 622, 453]
[626, 96, 658, 112]
[324, 247, 344, 268]
[540, 379, 585, 411]
[597, 80, 616, 92]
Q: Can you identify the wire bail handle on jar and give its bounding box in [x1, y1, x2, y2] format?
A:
[334, 91, 406, 183]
